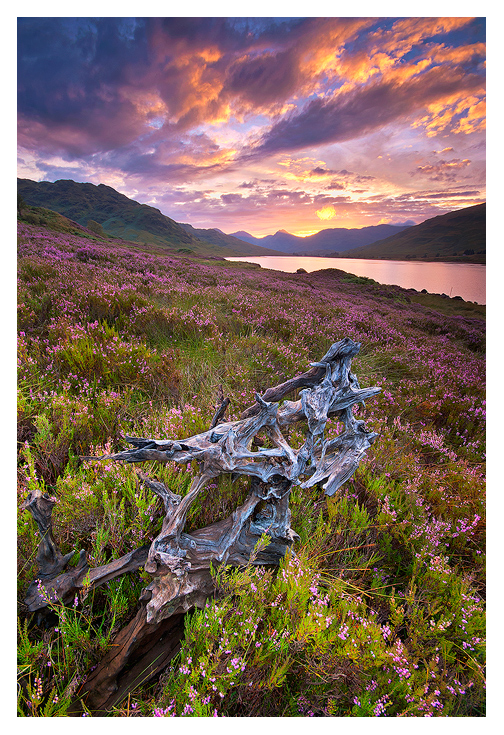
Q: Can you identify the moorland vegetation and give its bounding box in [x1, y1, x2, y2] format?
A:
[17, 215, 485, 717]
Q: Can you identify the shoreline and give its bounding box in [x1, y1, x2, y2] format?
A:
[226, 256, 486, 306]
[228, 254, 486, 266]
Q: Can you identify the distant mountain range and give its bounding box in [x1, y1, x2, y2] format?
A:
[17, 178, 485, 263]
[178, 222, 280, 255]
[229, 223, 410, 255]
[339, 203, 486, 262]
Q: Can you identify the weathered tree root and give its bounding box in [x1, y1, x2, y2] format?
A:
[21, 337, 380, 714]
[67, 606, 186, 715]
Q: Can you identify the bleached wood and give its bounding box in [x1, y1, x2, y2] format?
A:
[22, 337, 380, 713]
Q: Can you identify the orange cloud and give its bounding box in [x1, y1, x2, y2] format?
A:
[453, 99, 486, 134]
[386, 58, 433, 84]
[296, 17, 374, 79]
[372, 17, 475, 57]
[129, 17, 485, 143]
[307, 18, 476, 88]
[334, 50, 397, 85]
[430, 42, 486, 65]
[414, 88, 486, 136]
[412, 158, 471, 181]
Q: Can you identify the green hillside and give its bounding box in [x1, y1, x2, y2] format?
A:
[17, 178, 279, 257]
[17, 199, 108, 240]
[17, 178, 201, 250]
[339, 203, 486, 263]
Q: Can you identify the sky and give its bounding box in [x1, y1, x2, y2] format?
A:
[17, 14, 486, 237]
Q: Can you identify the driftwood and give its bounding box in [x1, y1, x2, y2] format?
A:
[21, 337, 380, 714]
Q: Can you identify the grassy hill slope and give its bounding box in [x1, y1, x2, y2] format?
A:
[17, 218, 485, 718]
[17, 178, 279, 257]
[17, 177, 201, 249]
[17, 201, 109, 240]
[339, 203, 486, 263]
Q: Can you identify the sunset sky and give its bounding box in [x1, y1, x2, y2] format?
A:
[17, 15, 486, 237]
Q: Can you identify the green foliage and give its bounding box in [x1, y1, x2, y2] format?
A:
[151, 522, 484, 717]
[87, 220, 106, 236]
[341, 274, 378, 285]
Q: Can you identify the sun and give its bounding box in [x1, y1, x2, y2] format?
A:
[316, 205, 336, 221]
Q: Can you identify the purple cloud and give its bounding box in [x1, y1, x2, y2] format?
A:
[248, 65, 485, 158]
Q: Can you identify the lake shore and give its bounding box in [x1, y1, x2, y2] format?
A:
[227, 256, 486, 305]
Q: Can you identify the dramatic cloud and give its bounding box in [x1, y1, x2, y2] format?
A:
[249, 65, 484, 157]
[410, 158, 472, 181]
[17, 16, 486, 235]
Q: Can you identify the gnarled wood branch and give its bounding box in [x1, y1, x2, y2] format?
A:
[22, 337, 380, 713]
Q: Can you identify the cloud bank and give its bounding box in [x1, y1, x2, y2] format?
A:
[17, 16, 486, 235]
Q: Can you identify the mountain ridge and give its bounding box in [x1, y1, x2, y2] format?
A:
[17, 178, 282, 258]
[338, 203, 486, 263]
[229, 223, 410, 255]
[178, 222, 281, 255]
[17, 178, 485, 263]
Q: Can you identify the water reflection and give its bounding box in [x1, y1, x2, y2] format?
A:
[227, 256, 486, 305]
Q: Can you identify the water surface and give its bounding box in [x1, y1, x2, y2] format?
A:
[227, 256, 486, 305]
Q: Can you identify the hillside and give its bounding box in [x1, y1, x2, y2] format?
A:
[18, 179, 484, 264]
[230, 223, 409, 255]
[17, 178, 202, 250]
[17, 178, 280, 257]
[17, 200, 112, 240]
[339, 203, 486, 263]
[17, 217, 485, 717]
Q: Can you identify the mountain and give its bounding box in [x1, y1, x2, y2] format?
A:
[230, 223, 410, 255]
[17, 178, 281, 257]
[17, 178, 202, 250]
[231, 230, 258, 244]
[229, 229, 301, 251]
[338, 203, 486, 263]
[18, 178, 485, 263]
[178, 223, 281, 256]
[259, 230, 302, 251]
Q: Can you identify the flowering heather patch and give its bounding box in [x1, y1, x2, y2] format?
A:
[17, 222, 485, 716]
